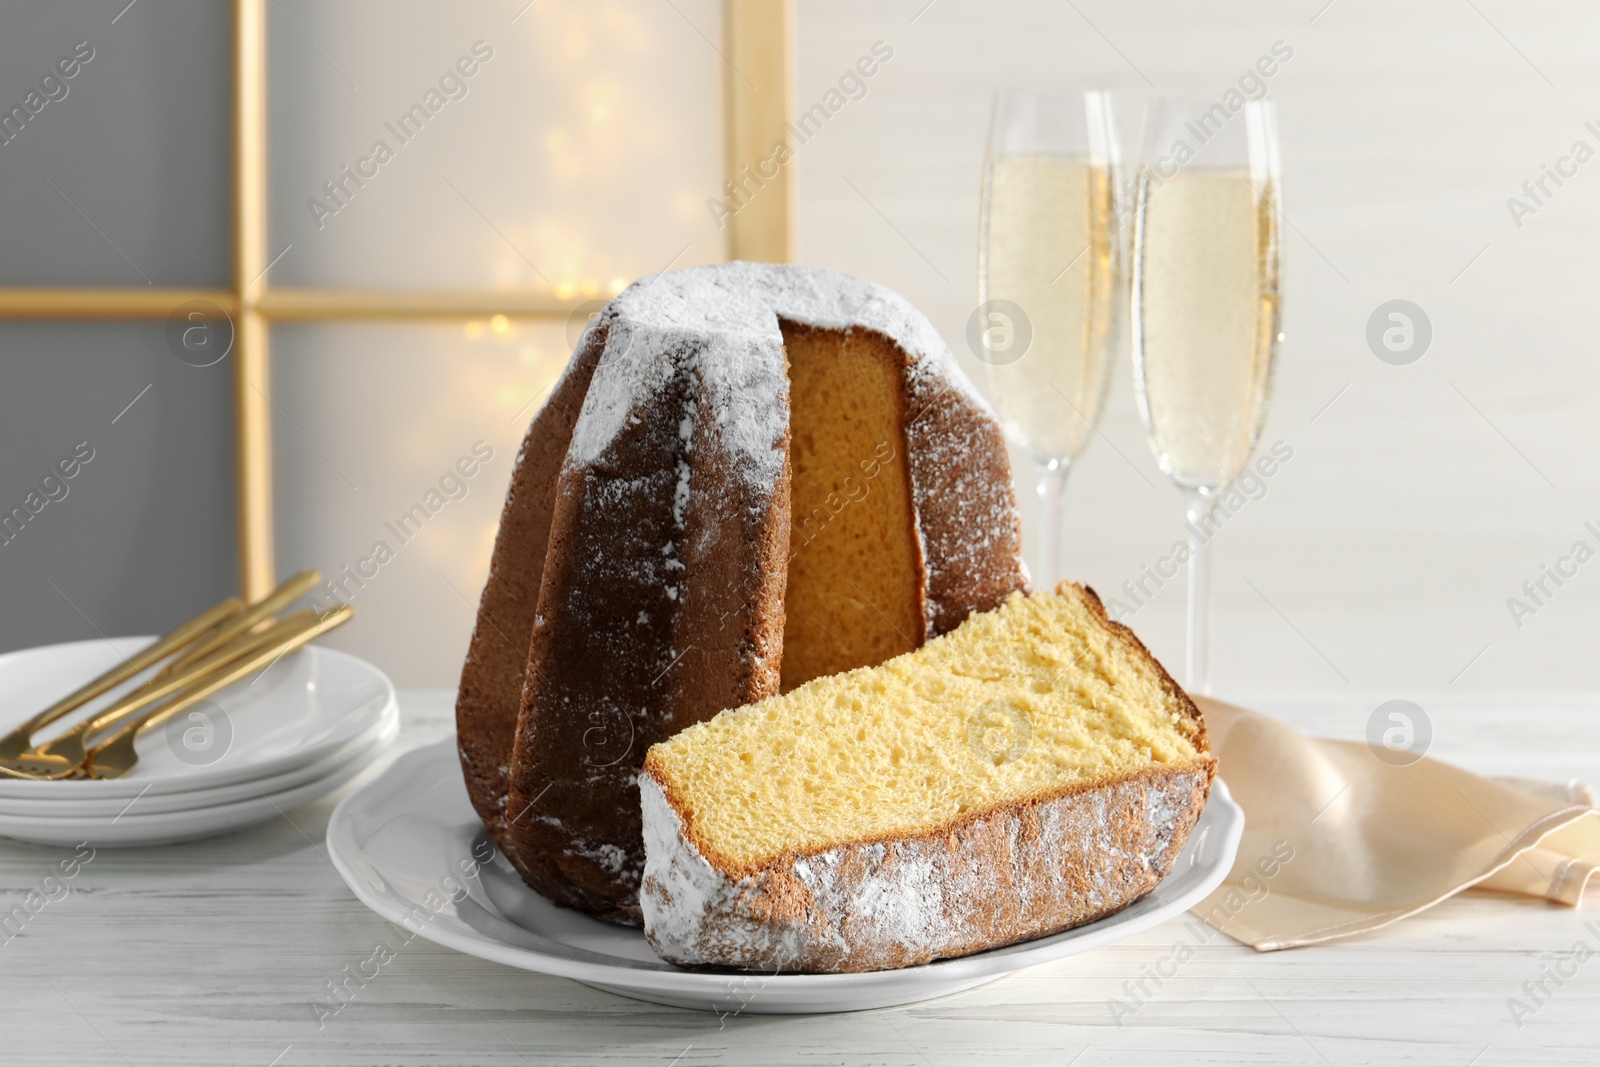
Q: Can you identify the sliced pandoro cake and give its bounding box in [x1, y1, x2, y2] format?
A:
[638, 582, 1215, 973]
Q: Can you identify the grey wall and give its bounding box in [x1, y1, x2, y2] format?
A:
[0, 1, 237, 651]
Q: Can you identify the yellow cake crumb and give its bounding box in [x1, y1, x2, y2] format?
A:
[645, 583, 1207, 872]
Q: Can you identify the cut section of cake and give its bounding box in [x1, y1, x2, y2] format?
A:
[780, 321, 924, 691]
[639, 583, 1215, 973]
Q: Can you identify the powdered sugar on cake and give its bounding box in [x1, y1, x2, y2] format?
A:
[566, 261, 991, 482]
[640, 766, 1212, 973]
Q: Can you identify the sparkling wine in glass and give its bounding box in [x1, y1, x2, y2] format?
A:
[978, 89, 1121, 588]
[1131, 99, 1282, 694]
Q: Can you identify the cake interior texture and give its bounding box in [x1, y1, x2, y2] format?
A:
[645, 583, 1207, 874]
[779, 322, 922, 692]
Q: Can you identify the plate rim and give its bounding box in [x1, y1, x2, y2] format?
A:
[0, 736, 394, 846]
[0, 639, 397, 798]
[328, 737, 1245, 998]
[0, 709, 399, 823]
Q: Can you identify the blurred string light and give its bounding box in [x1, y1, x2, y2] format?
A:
[492, 0, 689, 300]
[416, 324, 570, 581]
[448, 0, 694, 615]
[467, 0, 625, 551]
[321, 0, 715, 668]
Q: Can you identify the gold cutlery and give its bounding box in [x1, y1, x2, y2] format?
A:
[8, 614, 312, 778]
[164, 571, 320, 675]
[0, 570, 351, 781]
[85, 604, 353, 780]
[0, 596, 245, 762]
[0, 606, 352, 781]
[0, 571, 319, 765]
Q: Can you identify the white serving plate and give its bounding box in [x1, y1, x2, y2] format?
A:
[0, 708, 398, 817]
[0, 637, 395, 799]
[0, 738, 392, 848]
[328, 739, 1244, 1014]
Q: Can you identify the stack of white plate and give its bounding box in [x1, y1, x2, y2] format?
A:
[0, 635, 398, 848]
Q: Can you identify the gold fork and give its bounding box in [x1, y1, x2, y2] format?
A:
[0, 616, 313, 780]
[85, 604, 353, 779]
[163, 571, 320, 675]
[0, 570, 319, 765]
[0, 606, 352, 781]
[0, 596, 245, 763]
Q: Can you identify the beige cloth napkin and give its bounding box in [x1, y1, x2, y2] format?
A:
[1189, 696, 1600, 950]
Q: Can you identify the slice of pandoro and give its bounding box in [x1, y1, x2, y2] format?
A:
[638, 582, 1215, 973]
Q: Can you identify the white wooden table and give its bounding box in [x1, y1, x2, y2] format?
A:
[3, 690, 1596, 1066]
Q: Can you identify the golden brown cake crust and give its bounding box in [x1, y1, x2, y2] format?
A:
[639, 760, 1216, 972]
[637, 580, 1214, 971]
[453, 315, 609, 874]
[904, 360, 1031, 635]
[505, 355, 791, 922]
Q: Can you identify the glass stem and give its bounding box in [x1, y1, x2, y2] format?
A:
[1183, 490, 1216, 695]
[1034, 459, 1071, 590]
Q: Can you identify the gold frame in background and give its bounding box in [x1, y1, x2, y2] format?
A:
[0, 0, 793, 600]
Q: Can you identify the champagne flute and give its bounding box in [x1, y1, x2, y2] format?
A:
[978, 89, 1121, 588]
[1130, 99, 1282, 694]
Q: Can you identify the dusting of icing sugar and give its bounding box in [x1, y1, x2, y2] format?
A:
[640, 773, 799, 966]
[671, 458, 691, 528]
[590, 843, 628, 875]
[562, 261, 991, 484]
[794, 843, 945, 954]
[640, 768, 1211, 972]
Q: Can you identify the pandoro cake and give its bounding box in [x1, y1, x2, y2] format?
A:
[455, 262, 1029, 923]
[639, 583, 1214, 972]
